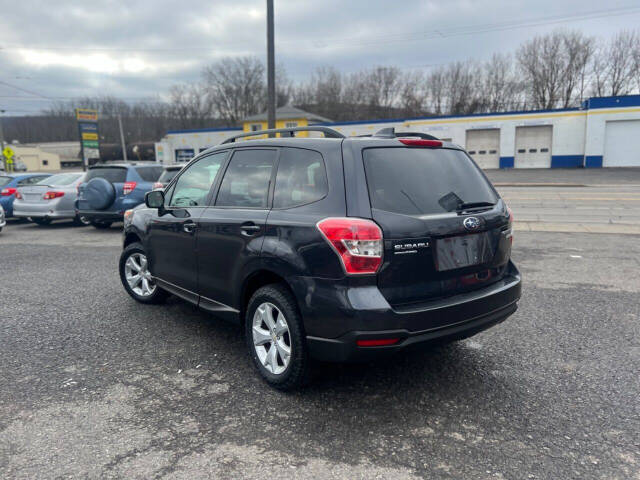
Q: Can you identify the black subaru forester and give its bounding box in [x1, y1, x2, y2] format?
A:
[120, 126, 521, 390]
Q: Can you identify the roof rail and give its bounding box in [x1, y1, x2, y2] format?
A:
[220, 126, 345, 144]
[372, 127, 439, 140]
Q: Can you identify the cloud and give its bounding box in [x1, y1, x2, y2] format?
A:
[0, 0, 638, 115]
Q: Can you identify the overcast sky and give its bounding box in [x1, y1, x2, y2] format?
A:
[1, 0, 639, 115]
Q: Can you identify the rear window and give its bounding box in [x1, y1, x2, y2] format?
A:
[36, 173, 82, 186]
[0, 176, 11, 187]
[85, 167, 127, 183]
[158, 168, 181, 184]
[135, 166, 164, 182]
[363, 147, 498, 215]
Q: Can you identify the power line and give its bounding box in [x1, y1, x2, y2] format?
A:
[0, 79, 51, 99]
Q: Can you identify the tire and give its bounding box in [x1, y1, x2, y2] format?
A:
[91, 221, 112, 229]
[119, 242, 168, 304]
[31, 217, 52, 226]
[73, 214, 92, 227]
[245, 284, 311, 390]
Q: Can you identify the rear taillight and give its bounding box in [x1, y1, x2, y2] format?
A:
[1, 187, 17, 196]
[316, 217, 383, 275]
[506, 206, 514, 244]
[43, 191, 65, 200]
[15, 191, 23, 200]
[123, 181, 137, 195]
[398, 138, 443, 147]
[152, 182, 163, 190]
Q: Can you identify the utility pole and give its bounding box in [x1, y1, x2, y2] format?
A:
[0, 109, 5, 171]
[266, 0, 276, 136]
[118, 114, 128, 162]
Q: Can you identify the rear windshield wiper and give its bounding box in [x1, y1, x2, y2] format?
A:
[456, 201, 495, 211]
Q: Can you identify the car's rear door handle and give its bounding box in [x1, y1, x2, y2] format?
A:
[183, 221, 197, 234]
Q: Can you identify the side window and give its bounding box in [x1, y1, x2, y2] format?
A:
[168, 152, 226, 207]
[273, 148, 328, 209]
[216, 149, 276, 208]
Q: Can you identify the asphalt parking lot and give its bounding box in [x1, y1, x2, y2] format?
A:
[1, 173, 639, 479]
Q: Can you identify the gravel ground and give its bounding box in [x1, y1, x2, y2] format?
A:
[0, 220, 639, 479]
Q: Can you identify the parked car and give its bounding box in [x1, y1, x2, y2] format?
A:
[152, 165, 184, 190]
[119, 126, 521, 390]
[0, 204, 5, 232]
[0, 173, 52, 218]
[76, 163, 164, 229]
[13, 172, 90, 226]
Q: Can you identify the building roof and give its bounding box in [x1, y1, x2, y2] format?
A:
[243, 105, 332, 123]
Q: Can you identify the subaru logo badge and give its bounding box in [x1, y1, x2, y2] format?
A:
[463, 216, 481, 231]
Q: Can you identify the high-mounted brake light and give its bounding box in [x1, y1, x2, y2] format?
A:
[316, 217, 383, 275]
[43, 191, 65, 200]
[1, 187, 17, 196]
[123, 181, 137, 195]
[398, 138, 443, 147]
[152, 182, 163, 191]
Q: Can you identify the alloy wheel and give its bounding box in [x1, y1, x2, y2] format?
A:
[252, 302, 292, 375]
[124, 252, 156, 297]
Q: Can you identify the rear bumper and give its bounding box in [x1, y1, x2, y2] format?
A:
[13, 202, 75, 219]
[294, 261, 521, 362]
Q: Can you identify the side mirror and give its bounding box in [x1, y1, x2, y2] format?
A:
[145, 190, 164, 209]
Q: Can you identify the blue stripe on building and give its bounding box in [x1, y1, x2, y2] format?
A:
[499, 157, 514, 168]
[585, 156, 603, 168]
[551, 155, 584, 168]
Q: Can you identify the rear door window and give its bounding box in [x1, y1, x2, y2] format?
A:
[363, 147, 497, 215]
[273, 147, 328, 208]
[135, 166, 164, 182]
[215, 149, 276, 208]
[85, 168, 127, 183]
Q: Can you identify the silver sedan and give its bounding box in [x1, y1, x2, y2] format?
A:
[0, 204, 5, 231]
[13, 172, 90, 226]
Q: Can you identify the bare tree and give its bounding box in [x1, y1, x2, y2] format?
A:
[592, 31, 637, 97]
[202, 56, 266, 126]
[517, 31, 594, 109]
[481, 53, 524, 111]
[560, 31, 593, 107]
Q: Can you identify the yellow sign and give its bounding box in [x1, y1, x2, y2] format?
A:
[3, 146, 14, 159]
[82, 132, 98, 141]
[76, 108, 98, 122]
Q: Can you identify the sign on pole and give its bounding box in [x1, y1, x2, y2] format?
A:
[3, 146, 14, 172]
[76, 108, 100, 170]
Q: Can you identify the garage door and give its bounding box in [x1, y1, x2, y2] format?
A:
[603, 120, 640, 167]
[465, 129, 500, 169]
[515, 126, 552, 168]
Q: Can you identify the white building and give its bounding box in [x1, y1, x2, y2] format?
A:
[156, 94, 640, 168]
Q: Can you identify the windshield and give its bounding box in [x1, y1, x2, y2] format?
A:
[158, 168, 181, 184]
[36, 173, 82, 186]
[0, 176, 12, 187]
[85, 167, 127, 183]
[363, 147, 498, 216]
